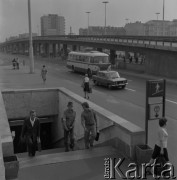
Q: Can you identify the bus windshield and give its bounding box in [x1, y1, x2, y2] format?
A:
[93, 56, 109, 64]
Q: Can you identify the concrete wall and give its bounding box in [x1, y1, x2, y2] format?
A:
[0, 92, 14, 157]
[2, 88, 59, 119]
[0, 138, 5, 180]
[145, 49, 177, 78]
[0, 87, 145, 162]
[118, 61, 145, 73]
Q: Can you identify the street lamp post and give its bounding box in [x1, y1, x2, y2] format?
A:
[28, 0, 34, 73]
[156, 12, 160, 20]
[155, 13, 160, 36]
[162, 0, 165, 36]
[86, 12, 90, 35]
[102, 1, 109, 35]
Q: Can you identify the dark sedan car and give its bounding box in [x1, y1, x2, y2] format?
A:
[92, 70, 128, 89]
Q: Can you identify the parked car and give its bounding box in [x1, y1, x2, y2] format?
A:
[92, 70, 128, 89]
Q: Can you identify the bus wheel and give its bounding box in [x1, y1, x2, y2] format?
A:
[72, 66, 75, 72]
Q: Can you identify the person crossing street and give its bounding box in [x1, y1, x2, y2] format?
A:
[41, 65, 47, 84]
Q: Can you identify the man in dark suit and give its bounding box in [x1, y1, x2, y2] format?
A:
[21, 110, 40, 157]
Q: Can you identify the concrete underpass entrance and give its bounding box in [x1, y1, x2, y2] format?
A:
[9, 116, 55, 154]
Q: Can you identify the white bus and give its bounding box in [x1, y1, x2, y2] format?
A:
[66, 51, 111, 75]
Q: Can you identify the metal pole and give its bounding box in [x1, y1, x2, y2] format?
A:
[28, 0, 34, 73]
[162, 0, 165, 36]
[86, 12, 90, 35]
[102, 1, 108, 35]
[156, 13, 160, 36]
[145, 81, 149, 145]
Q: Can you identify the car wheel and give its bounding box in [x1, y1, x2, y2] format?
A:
[122, 85, 126, 89]
[107, 84, 112, 89]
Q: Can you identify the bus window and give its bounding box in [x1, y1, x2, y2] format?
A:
[83, 56, 89, 63]
[90, 57, 94, 63]
[93, 56, 109, 63]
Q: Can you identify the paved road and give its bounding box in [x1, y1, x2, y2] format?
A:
[0, 53, 176, 175]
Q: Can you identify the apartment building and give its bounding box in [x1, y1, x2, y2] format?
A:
[41, 14, 65, 36]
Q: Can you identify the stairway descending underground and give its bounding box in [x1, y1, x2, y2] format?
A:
[17, 146, 118, 169]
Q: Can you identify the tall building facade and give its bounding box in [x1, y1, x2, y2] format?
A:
[124, 21, 145, 36]
[41, 14, 65, 36]
[124, 20, 177, 36]
[145, 20, 171, 36]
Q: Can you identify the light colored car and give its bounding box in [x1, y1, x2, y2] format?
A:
[92, 70, 128, 89]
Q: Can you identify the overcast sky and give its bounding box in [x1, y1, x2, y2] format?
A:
[0, 0, 177, 42]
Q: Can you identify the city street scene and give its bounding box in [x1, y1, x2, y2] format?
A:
[0, 0, 177, 179]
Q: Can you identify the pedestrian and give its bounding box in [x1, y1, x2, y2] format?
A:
[81, 102, 98, 149]
[20, 110, 41, 157]
[147, 118, 169, 175]
[16, 58, 19, 69]
[12, 58, 16, 69]
[41, 65, 47, 84]
[82, 74, 91, 99]
[62, 102, 76, 152]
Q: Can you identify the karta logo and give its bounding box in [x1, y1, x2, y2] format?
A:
[104, 158, 176, 179]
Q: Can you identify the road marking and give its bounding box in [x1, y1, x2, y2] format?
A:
[166, 99, 177, 105]
[125, 88, 136, 92]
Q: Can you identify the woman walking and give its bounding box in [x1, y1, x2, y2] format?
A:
[41, 65, 47, 84]
[82, 74, 90, 99]
[147, 118, 169, 176]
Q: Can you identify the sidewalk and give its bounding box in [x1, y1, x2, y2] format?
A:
[0, 54, 174, 180]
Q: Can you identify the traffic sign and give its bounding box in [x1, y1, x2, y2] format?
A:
[147, 79, 165, 97]
[149, 103, 163, 120]
[145, 79, 166, 144]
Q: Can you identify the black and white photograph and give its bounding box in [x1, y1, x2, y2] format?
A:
[0, 0, 177, 179]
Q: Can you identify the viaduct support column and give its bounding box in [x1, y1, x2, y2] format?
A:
[63, 44, 68, 58]
[57, 43, 61, 57]
[109, 49, 116, 65]
[38, 43, 41, 56]
[21, 44, 25, 55]
[33, 43, 37, 56]
[72, 45, 77, 51]
[125, 51, 130, 61]
[53, 43, 56, 57]
[45, 43, 49, 57]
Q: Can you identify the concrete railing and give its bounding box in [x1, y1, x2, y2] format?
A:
[0, 87, 145, 162]
[58, 87, 145, 159]
[0, 138, 5, 180]
[2, 88, 59, 120]
[0, 92, 14, 157]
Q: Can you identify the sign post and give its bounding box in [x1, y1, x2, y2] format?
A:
[145, 79, 166, 144]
